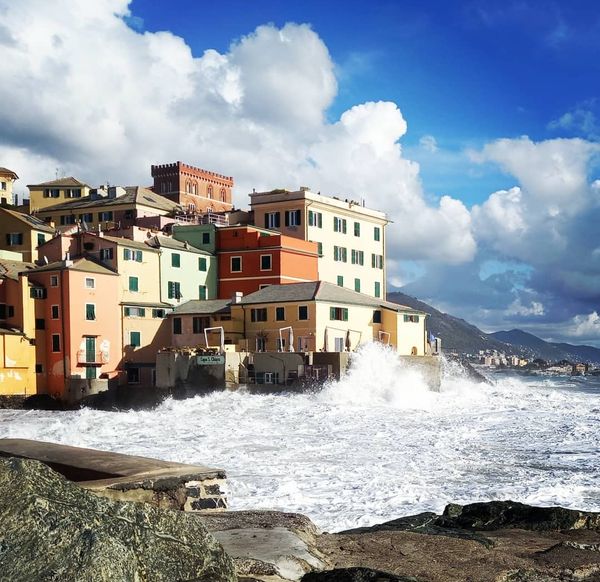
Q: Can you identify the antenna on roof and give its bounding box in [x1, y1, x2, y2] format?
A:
[55, 168, 59, 179]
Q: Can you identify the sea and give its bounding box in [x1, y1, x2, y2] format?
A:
[1, 342, 599, 533]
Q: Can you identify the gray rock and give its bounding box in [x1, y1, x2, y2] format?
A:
[0, 457, 237, 582]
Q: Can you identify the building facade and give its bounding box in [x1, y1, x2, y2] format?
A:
[0, 167, 19, 206]
[151, 161, 234, 214]
[249, 188, 388, 298]
[28, 177, 91, 213]
[0, 207, 56, 263]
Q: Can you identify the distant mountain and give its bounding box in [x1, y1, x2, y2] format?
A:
[387, 291, 600, 364]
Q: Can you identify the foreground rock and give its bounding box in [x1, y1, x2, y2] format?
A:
[315, 501, 600, 582]
[0, 457, 237, 582]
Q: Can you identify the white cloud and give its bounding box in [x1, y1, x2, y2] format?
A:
[0, 0, 475, 268]
[506, 299, 545, 317]
[419, 134, 438, 153]
[566, 311, 600, 338]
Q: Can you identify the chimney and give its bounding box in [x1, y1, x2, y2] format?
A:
[107, 186, 126, 199]
[232, 291, 243, 304]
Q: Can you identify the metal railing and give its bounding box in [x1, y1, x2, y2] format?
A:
[76, 350, 108, 365]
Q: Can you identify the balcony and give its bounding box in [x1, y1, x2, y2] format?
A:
[172, 212, 229, 226]
[77, 350, 109, 366]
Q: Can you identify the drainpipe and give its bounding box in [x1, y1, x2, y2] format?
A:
[60, 268, 68, 399]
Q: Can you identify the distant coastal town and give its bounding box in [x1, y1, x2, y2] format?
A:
[0, 162, 441, 404]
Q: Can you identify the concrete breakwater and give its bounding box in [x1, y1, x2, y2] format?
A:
[0, 440, 599, 582]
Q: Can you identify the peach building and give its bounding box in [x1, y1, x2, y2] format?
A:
[25, 258, 121, 401]
[216, 225, 319, 299]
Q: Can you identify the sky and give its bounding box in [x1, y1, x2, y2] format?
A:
[1, 0, 599, 346]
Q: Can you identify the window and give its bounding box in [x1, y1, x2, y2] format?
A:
[100, 248, 113, 260]
[230, 256, 242, 272]
[51, 305, 59, 319]
[0, 304, 14, 319]
[330, 307, 349, 321]
[124, 307, 145, 317]
[373, 310, 382, 324]
[124, 248, 143, 262]
[127, 368, 140, 384]
[35, 364, 44, 374]
[298, 305, 308, 320]
[403, 314, 420, 323]
[220, 188, 226, 201]
[285, 209, 301, 227]
[250, 308, 267, 322]
[173, 318, 182, 335]
[60, 215, 76, 225]
[50, 276, 58, 287]
[99, 211, 113, 222]
[334, 217, 347, 233]
[193, 316, 209, 334]
[202, 232, 210, 245]
[66, 188, 81, 198]
[167, 281, 181, 299]
[0, 181, 5, 190]
[207, 185, 213, 199]
[374, 226, 381, 241]
[354, 222, 360, 237]
[44, 188, 60, 198]
[124, 209, 134, 220]
[308, 210, 323, 228]
[260, 254, 272, 271]
[199, 285, 207, 300]
[171, 253, 181, 268]
[30, 287, 46, 299]
[333, 246, 347, 262]
[130, 331, 141, 347]
[80, 213, 93, 223]
[371, 254, 384, 269]
[354, 278, 361, 293]
[128, 276, 139, 292]
[152, 308, 167, 318]
[256, 337, 267, 352]
[52, 334, 61, 352]
[35, 318, 45, 330]
[85, 304, 95, 320]
[337, 275, 343, 287]
[276, 338, 286, 351]
[275, 307, 285, 321]
[316, 242, 323, 256]
[265, 212, 281, 229]
[374, 281, 381, 298]
[5, 233, 23, 246]
[85, 277, 95, 289]
[37, 233, 46, 247]
[351, 250, 364, 265]
[198, 257, 207, 271]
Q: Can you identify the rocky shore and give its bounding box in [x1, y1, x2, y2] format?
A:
[1, 458, 598, 582]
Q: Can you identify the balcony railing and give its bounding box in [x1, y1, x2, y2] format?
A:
[77, 350, 108, 366]
[172, 212, 229, 226]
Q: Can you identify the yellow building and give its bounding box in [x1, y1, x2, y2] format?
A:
[28, 176, 91, 212]
[233, 281, 427, 355]
[0, 167, 19, 206]
[0, 207, 56, 262]
[250, 188, 389, 299]
[0, 258, 37, 396]
[33, 186, 179, 230]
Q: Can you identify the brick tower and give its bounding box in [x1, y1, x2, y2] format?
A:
[151, 161, 234, 213]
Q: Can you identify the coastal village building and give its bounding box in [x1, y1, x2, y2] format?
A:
[0, 167, 19, 206]
[24, 258, 121, 400]
[0, 255, 37, 396]
[151, 161, 234, 214]
[146, 235, 217, 306]
[27, 177, 91, 213]
[215, 225, 319, 299]
[0, 207, 56, 263]
[249, 188, 388, 298]
[32, 186, 180, 231]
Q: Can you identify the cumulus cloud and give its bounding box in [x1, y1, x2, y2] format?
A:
[0, 0, 474, 268]
[566, 312, 600, 339]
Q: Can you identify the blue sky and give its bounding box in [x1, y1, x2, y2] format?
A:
[1, 0, 599, 346]
[131, 0, 600, 205]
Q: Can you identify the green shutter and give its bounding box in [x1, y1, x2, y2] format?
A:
[129, 277, 138, 292]
[198, 257, 207, 271]
[343, 308, 349, 321]
[199, 285, 207, 300]
[330, 307, 335, 320]
[124, 307, 131, 316]
[86, 304, 95, 320]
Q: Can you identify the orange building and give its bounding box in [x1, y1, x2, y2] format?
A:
[151, 161, 234, 214]
[25, 258, 121, 401]
[216, 225, 319, 299]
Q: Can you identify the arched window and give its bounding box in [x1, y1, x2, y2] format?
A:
[187, 203, 196, 213]
[207, 185, 213, 199]
[220, 188, 226, 202]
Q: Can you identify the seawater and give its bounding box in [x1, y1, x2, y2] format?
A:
[1, 343, 598, 533]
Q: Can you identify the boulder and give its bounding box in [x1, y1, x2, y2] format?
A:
[0, 457, 237, 582]
[302, 568, 418, 581]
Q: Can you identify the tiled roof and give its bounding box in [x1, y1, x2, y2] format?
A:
[240, 281, 426, 313]
[146, 235, 211, 255]
[34, 187, 179, 213]
[0, 168, 18, 179]
[23, 257, 118, 276]
[120, 301, 172, 308]
[98, 234, 159, 252]
[171, 299, 232, 315]
[0, 259, 36, 281]
[0, 207, 56, 233]
[27, 176, 89, 188]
